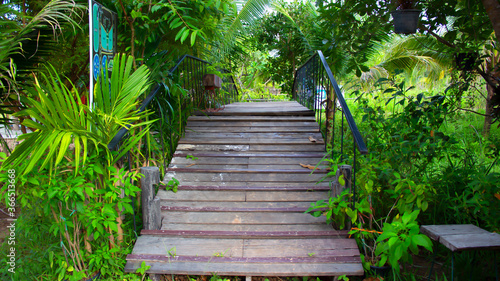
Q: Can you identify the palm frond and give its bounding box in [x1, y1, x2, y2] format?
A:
[2, 55, 155, 175]
[365, 34, 453, 85]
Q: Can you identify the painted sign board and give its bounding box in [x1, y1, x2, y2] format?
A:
[89, 0, 117, 108]
[92, 1, 117, 82]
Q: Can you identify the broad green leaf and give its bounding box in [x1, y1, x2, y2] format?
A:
[190, 30, 198, 46]
[175, 26, 187, 41]
[180, 29, 190, 43]
[412, 234, 433, 252]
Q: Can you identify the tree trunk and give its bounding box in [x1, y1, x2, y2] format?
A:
[483, 84, 495, 137]
[326, 85, 335, 146]
[482, 0, 500, 46]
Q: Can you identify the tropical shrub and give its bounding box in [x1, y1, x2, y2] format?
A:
[0, 54, 155, 280]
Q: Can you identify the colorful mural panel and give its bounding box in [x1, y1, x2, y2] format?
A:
[92, 1, 117, 82]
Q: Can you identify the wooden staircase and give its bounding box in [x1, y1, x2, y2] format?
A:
[124, 102, 363, 278]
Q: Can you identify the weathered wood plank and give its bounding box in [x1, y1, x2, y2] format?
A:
[170, 154, 329, 166]
[192, 102, 317, 117]
[421, 224, 490, 241]
[173, 181, 332, 187]
[124, 260, 364, 276]
[130, 236, 358, 257]
[127, 254, 359, 263]
[162, 212, 325, 225]
[178, 138, 324, 145]
[173, 152, 327, 158]
[141, 167, 161, 230]
[170, 164, 249, 169]
[246, 191, 328, 202]
[248, 157, 328, 165]
[161, 205, 310, 213]
[130, 236, 244, 257]
[140, 230, 349, 238]
[164, 172, 328, 183]
[421, 224, 500, 252]
[161, 223, 335, 232]
[175, 144, 325, 152]
[249, 145, 324, 152]
[169, 163, 327, 170]
[243, 238, 360, 257]
[186, 127, 320, 133]
[176, 185, 330, 191]
[166, 168, 327, 174]
[161, 201, 317, 211]
[176, 144, 250, 152]
[171, 157, 250, 165]
[188, 116, 317, 122]
[187, 120, 318, 128]
[183, 132, 324, 140]
[439, 233, 500, 252]
[157, 190, 246, 202]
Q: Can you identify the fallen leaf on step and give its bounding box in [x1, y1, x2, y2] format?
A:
[185, 163, 196, 168]
[308, 136, 317, 142]
[300, 163, 319, 170]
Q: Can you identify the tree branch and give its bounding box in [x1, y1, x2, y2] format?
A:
[458, 108, 490, 116]
[420, 25, 456, 48]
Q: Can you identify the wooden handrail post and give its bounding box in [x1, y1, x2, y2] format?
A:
[332, 165, 352, 196]
[140, 167, 161, 230]
[332, 165, 353, 230]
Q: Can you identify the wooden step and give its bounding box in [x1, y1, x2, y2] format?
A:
[126, 102, 362, 277]
[161, 201, 319, 212]
[164, 172, 329, 183]
[157, 190, 329, 202]
[175, 144, 325, 152]
[173, 152, 328, 158]
[166, 168, 328, 174]
[140, 229, 348, 238]
[187, 116, 317, 122]
[175, 185, 330, 191]
[124, 236, 362, 276]
[192, 101, 316, 116]
[160, 223, 336, 232]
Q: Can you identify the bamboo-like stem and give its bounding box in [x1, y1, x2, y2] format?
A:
[51, 206, 70, 265]
[57, 204, 80, 272]
[73, 216, 86, 272]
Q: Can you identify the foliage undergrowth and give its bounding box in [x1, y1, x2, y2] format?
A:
[307, 74, 499, 280]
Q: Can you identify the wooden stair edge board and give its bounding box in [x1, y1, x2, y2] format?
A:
[187, 117, 317, 122]
[140, 229, 349, 238]
[176, 185, 330, 191]
[161, 206, 318, 212]
[173, 153, 328, 158]
[166, 168, 328, 174]
[126, 254, 360, 264]
[124, 260, 364, 276]
[178, 139, 325, 144]
[191, 111, 316, 117]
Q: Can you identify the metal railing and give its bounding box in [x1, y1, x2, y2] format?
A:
[108, 54, 239, 150]
[170, 55, 239, 110]
[292, 50, 368, 203]
[107, 54, 239, 233]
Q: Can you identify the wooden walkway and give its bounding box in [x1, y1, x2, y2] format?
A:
[125, 102, 363, 277]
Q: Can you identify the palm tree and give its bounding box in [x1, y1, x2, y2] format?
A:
[360, 35, 453, 89]
[2, 54, 155, 276]
[0, 0, 84, 151]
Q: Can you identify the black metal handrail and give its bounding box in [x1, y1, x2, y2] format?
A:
[169, 54, 239, 110]
[106, 54, 239, 234]
[108, 55, 239, 150]
[292, 50, 368, 203]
